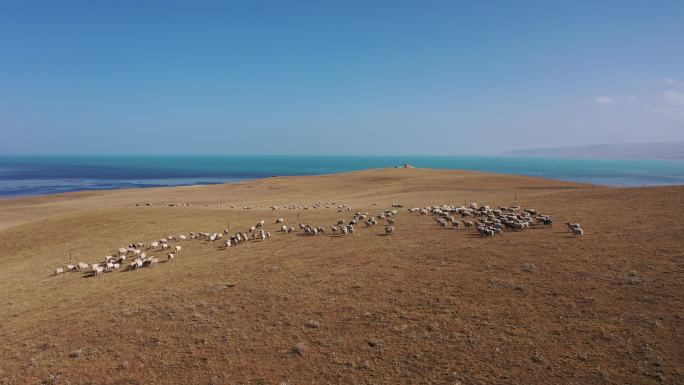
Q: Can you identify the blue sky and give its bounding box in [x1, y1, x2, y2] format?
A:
[1, 1, 683, 155]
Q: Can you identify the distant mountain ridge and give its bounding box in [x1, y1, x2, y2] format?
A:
[502, 142, 684, 160]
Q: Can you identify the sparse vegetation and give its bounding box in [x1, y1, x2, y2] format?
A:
[0, 169, 681, 384]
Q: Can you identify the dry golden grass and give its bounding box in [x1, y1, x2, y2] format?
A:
[0, 168, 682, 384]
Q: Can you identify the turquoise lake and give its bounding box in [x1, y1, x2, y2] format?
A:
[1, 155, 683, 197]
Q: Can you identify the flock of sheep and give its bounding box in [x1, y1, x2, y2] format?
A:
[53, 201, 582, 277]
[407, 202, 584, 237]
[151, 201, 358, 212]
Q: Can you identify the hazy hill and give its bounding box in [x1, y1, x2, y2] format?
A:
[502, 142, 684, 160]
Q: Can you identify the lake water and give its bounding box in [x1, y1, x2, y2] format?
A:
[1, 155, 683, 197]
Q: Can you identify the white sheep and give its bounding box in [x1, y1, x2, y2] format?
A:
[128, 259, 143, 270]
[91, 264, 104, 277]
[385, 226, 395, 236]
[54, 267, 65, 276]
[174, 245, 182, 253]
[167, 253, 175, 260]
[143, 257, 159, 267]
[572, 228, 584, 236]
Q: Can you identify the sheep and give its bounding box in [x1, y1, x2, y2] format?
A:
[572, 228, 584, 236]
[225, 240, 231, 248]
[566, 223, 581, 232]
[66, 264, 76, 272]
[451, 220, 461, 229]
[538, 216, 553, 228]
[167, 253, 175, 260]
[128, 259, 143, 270]
[275, 218, 284, 224]
[116, 255, 127, 264]
[463, 221, 475, 228]
[118, 247, 127, 255]
[77, 262, 89, 271]
[179, 235, 187, 240]
[149, 241, 159, 250]
[91, 264, 104, 276]
[143, 257, 158, 267]
[54, 267, 65, 276]
[331, 226, 338, 234]
[385, 226, 395, 236]
[281, 225, 289, 233]
[174, 245, 182, 253]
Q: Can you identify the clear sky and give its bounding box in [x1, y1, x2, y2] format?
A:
[1, 1, 683, 155]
